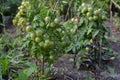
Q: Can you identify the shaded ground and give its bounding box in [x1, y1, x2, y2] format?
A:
[51, 40, 120, 80]
[51, 23, 120, 80]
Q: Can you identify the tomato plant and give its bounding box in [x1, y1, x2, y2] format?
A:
[66, 2, 114, 70]
[13, 0, 71, 79]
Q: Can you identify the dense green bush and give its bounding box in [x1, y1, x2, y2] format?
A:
[66, 2, 114, 69]
[13, 0, 72, 79]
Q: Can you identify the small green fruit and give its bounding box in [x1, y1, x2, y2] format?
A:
[93, 16, 98, 20]
[82, 8, 87, 13]
[54, 18, 60, 24]
[71, 18, 75, 22]
[102, 16, 106, 20]
[88, 7, 92, 12]
[30, 33, 35, 40]
[87, 12, 91, 17]
[97, 9, 101, 13]
[82, 3, 85, 6]
[50, 22, 55, 28]
[36, 30, 43, 36]
[74, 18, 78, 24]
[35, 37, 40, 43]
[50, 55, 54, 59]
[26, 26, 32, 32]
[39, 42, 44, 47]
[45, 16, 50, 23]
[39, 22, 45, 27]
[90, 39, 93, 43]
[86, 47, 90, 51]
[94, 10, 99, 15]
[88, 17, 93, 21]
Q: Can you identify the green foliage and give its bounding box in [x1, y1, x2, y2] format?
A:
[113, 13, 120, 30]
[13, 0, 71, 79]
[114, 0, 120, 3]
[0, 32, 37, 80]
[0, 59, 8, 75]
[66, 2, 113, 69]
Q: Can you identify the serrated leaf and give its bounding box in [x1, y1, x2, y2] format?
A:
[92, 30, 99, 38]
[62, 1, 68, 4]
[0, 59, 8, 75]
[89, 22, 94, 28]
[24, 67, 37, 76]
[66, 44, 73, 53]
[87, 28, 93, 35]
[18, 70, 28, 80]
[79, 17, 84, 26]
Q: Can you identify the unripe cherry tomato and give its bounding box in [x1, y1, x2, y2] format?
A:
[54, 18, 60, 24]
[82, 3, 85, 6]
[88, 7, 92, 12]
[86, 47, 90, 51]
[88, 17, 93, 21]
[35, 37, 40, 43]
[45, 16, 50, 23]
[87, 12, 91, 17]
[36, 30, 43, 36]
[39, 22, 45, 27]
[26, 26, 32, 32]
[93, 16, 98, 20]
[30, 33, 35, 40]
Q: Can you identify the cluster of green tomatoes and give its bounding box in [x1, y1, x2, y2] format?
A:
[78, 3, 106, 21]
[13, 1, 30, 28]
[26, 16, 66, 51]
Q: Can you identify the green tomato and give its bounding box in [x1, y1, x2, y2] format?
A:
[88, 17, 93, 21]
[26, 26, 32, 32]
[44, 43, 47, 48]
[43, 34, 49, 40]
[74, 18, 78, 24]
[81, 3, 85, 6]
[30, 33, 35, 40]
[85, 47, 90, 51]
[62, 31, 65, 34]
[71, 18, 75, 22]
[39, 22, 45, 27]
[77, 8, 81, 12]
[70, 29, 75, 33]
[49, 55, 54, 60]
[94, 10, 99, 15]
[56, 28, 62, 32]
[54, 18, 60, 24]
[45, 16, 50, 23]
[35, 37, 40, 43]
[45, 39, 50, 44]
[86, 12, 91, 17]
[97, 9, 101, 13]
[50, 22, 56, 28]
[88, 7, 92, 12]
[90, 39, 93, 43]
[102, 16, 106, 20]
[36, 30, 43, 36]
[39, 42, 44, 47]
[81, 7, 87, 14]
[93, 16, 98, 20]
